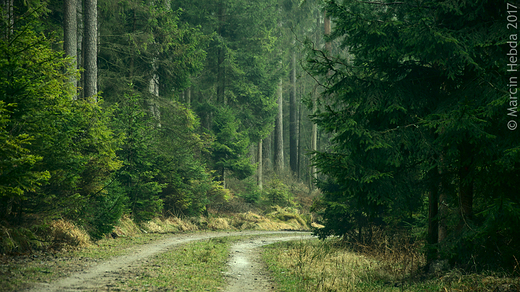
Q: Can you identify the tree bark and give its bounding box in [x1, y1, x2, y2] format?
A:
[274, 78, 284, 172]
[438, 191, 448, 243]
[257, 140, 263, 190]
[310, 86, 318, 188]
[289, 48, 297, 174]
[77, 0, 83, 98]
[1, 0, 14, 39]
[64, 0, 77, 94]
[186, 86, 191, 106]
[217, 2, 226, 105]
[262, 133, 271, 170]
[84, 0, 97, 101]
[297, 94, 303, 180]
[324, 11, 331, 53]
[427, 168, 439, 262]
[0, 0, 14, 39]
[458, 143, 474, 230]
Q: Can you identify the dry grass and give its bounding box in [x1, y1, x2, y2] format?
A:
[263, 232, 520, 292]
[263, 239, 381, 292]
[141, 217, 198, 233]
[48, 219, 91, 250]
[351, 227, 425, 283]
[1, 208, 308, 255]
[228, 210, 309, 231]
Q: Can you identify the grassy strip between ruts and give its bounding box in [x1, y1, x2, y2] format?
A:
[112, 236, 240, 291]
[262, 239, 520, 292]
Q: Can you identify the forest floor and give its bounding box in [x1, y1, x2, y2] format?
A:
[4, 231, 311, 292]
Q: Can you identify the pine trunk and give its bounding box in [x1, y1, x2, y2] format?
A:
[297, 96, 303, 180]
[262, 133, 271, 170]
[64, 0, 77, 93]
[438, 190, 448, 242]
[217, 3, 226, 105]
[427, 169, 439, 262]
[77, 0, 83, 98]
[84, 0, 97, 100]
[458, 144, 474, 227]
[289, 49, 297, 174]
[257, 140, 263, 190]
[274, 78, 284, 172]
[310, 87, 318, 188]
[1, 0, 14, 39]
[324, 11, 331, 53]
[186, 87, 191, 106]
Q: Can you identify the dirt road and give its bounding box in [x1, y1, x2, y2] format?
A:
[224, 235, 311, 292]
[27, 231, 312, 292]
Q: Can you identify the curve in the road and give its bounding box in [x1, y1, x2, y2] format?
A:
[27, 230, 311, 292]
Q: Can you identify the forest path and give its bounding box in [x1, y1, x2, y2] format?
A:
[223, 235, 311, 292]
[27, 230, 311, 292]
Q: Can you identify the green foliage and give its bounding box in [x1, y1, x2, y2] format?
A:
[0, 102, 50, 204]
[173, 0, 281, 179]
[98, 0, 208, 102]
[0, 24, 122, 242]
[112, 93, 165, 222]
[211, 106, 255, 180]
[264, 179, 294, 207]
[308, 0, 520, 271]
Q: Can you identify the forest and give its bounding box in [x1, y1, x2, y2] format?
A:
[1, 0, 519, 279]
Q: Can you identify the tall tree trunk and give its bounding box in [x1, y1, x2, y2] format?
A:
[217, 2, 226, 105]
[186, 86, 191, 106]
[262, 133, 272, 170]
[77, 0, 84, 99]
[221, 167, 226, 189]
[257, 140, 263, 189]
[289, 48, 297, 174]
[438, 191, 448, 243]
[1, 0, 14, 39]
[310, 86, 318, 189]
[324, 11, 331, 53]
[427, 167, 439, 262]
[458, 148, 474, 227]
[84, 0, 97, 100]
[64, 0, 77, 95]
[274, 78, 284, 172]
[297, 94, 303, 180]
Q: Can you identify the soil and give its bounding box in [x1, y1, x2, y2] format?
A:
[23, 230, 312, 292]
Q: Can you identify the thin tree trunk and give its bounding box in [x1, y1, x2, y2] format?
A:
[310, 86, 318, 188]
[289, 47, 297, 174]
[1, 0, 14, 39]
[297, 94, 303, 180]
[262, 133, 272, 170]
[217, 3, 226, 105]
[438, 191, 448, 243]
[257, 140, 263, 190]
[459, 164, 474, 225]
[458, 143, 474, 230]
[84, 0, 97, 100]
[64, 0, 77, 95]
[221, 168, 226, 189]
[427, 167, 439, 262]
[186, 86, 191, 106]
[77, 0, 83, 98]
[274, 78, 284, 172]
[324, 11, 331, 53]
